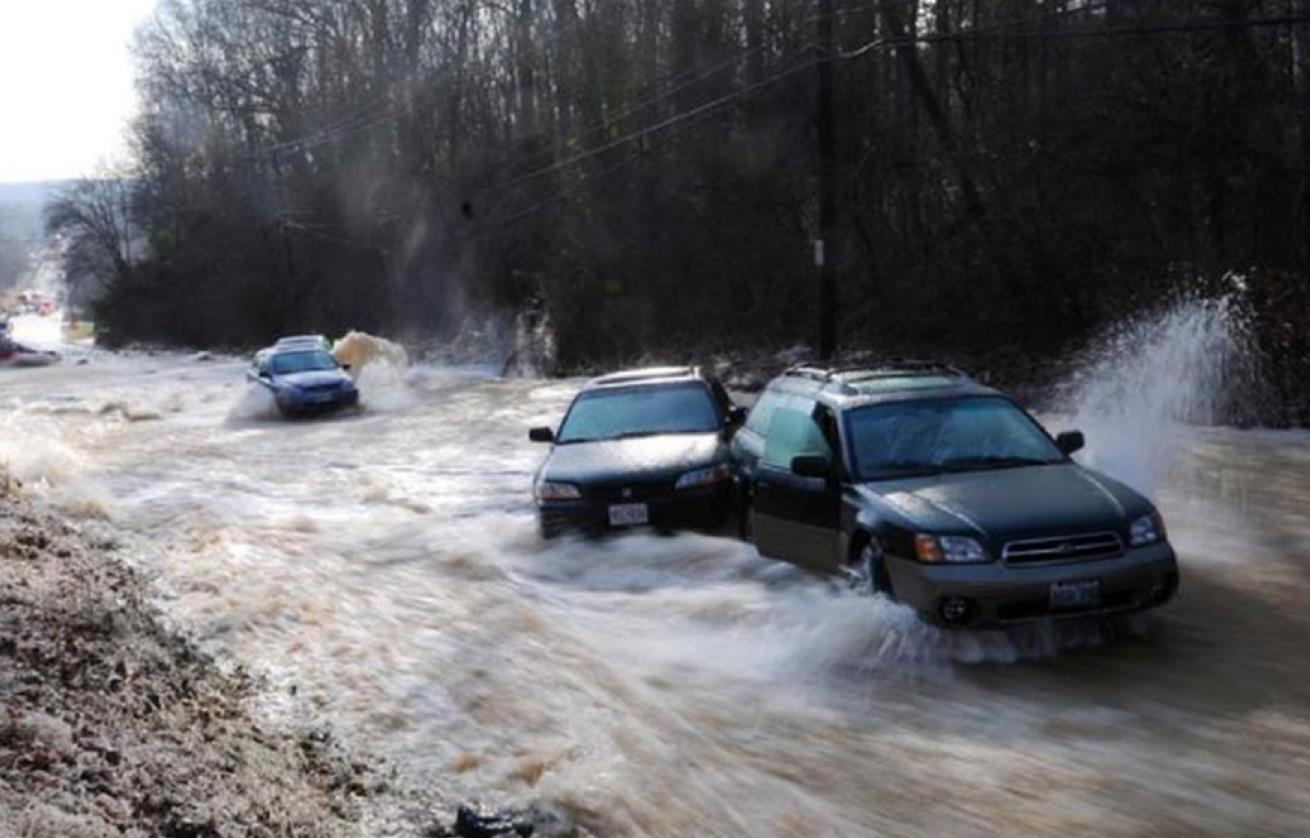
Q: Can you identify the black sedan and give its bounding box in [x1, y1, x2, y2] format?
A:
[529, 366, 745, 537]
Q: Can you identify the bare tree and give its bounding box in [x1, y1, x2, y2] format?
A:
[45, 174, 137, 305]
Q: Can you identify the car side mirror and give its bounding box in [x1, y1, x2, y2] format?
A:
[1056, 430, 1085, 456]
[341, 363, 352, 372]
[529, 427, 555, 443]
[791, 455, 832, 479]
[727, 405, 748, 426]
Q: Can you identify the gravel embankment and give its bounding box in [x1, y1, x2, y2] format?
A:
[0, 473, 432, 838]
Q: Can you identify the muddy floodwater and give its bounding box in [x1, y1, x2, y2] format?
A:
[2, 327, 1309, 834]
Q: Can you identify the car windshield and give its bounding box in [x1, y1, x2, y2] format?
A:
[270, 350, 339, 375]
[844, 396, 1064, 480]
[556, 382, 721, 443]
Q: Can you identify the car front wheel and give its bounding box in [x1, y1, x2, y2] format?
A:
[846, 538, 893, 597]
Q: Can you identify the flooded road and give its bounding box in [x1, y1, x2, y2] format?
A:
[2, 318, 1309, 835]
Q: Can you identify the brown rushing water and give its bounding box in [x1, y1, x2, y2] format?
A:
[2, 321, 1308, 836]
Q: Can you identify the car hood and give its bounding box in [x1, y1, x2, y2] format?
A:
[275, 369, 351, 388]
[540, 433, 726, 485]
[857, 463, 1153, 546]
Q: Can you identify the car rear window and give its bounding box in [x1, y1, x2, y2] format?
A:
[557, 383, 721, 443]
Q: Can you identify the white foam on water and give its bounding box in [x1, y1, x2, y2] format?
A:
[0, 428, 112, 519]
[225, 384, 279, 423]
[356, 360, 418, 412]
[519, 531, 1110, 690]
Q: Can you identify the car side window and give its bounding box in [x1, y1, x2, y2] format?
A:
[745, 389, 783, 435]
[762, 406, 833, 470]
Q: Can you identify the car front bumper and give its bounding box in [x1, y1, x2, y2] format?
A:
[537, 482, 735, 538]
[278, 388, 359, 415]
[885, 541, 1179, 628]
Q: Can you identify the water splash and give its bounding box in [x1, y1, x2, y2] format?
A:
[1059, 292, 1262, 492]
[225, 384, 279, 423]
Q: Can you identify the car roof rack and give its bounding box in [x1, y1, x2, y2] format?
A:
[782, 359, 969, 384]
[780, 364, 833, 383]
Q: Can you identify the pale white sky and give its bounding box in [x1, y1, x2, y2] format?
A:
[0, 0, 157, 183]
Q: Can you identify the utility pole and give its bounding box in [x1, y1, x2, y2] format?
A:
[816, 0, 838, 360]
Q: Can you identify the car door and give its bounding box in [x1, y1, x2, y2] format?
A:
[752, 402, 843, 572]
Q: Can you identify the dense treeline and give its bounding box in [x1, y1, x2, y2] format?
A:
[47, 1, 1310, 393]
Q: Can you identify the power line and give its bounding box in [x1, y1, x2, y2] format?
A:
[491, 42, 776, 179]
[247, 100, 395, 158]
[464, 148, 648, 235]
[838, 0, 1112, 59]
[813, 0, 1108, 24]
[248, 48, 817, 240]
[474, 46, 821, 200]
[467, 50, 822, 233]
[246, 41, 775, 165]
[840, 12, 1310, 59]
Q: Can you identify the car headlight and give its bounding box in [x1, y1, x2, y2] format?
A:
[674, 463, 731, 490]
[535, 480, 581, 501]
[914, 533, 989, 564]
[1130, 511, 1166, 546]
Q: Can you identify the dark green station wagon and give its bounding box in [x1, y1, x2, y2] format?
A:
[731, 363, 1179, 628]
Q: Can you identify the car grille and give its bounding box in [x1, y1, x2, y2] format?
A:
[1002, 532, 1123, 565]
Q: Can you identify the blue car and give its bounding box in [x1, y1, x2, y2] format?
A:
[248, 346, 359, 417]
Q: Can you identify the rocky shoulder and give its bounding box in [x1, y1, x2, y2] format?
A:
[0, 473, 480, 838]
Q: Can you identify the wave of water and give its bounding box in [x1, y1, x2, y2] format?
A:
[1059, 293, 1261, 493]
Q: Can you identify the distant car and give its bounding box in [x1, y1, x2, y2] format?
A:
[529, 366, 747, 537]
[250, 335, 332, 382]
[733, 363, 1179, 628]
[0, 335, 59, 367]
[248, 346, 359, 417]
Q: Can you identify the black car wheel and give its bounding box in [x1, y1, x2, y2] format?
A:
[846, 538, 892, 597]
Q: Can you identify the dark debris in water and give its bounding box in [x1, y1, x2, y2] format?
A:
[431, 801, 574, 838]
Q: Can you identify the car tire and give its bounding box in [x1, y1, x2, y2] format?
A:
[737, 506, 754, 542]
[847, 537, 892, 597]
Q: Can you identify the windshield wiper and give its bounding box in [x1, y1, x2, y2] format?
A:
[868, 460, 943, 477]
[940, 455, 1055, 472]
[558, 431, 659, 444]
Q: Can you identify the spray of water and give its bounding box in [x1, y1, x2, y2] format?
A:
[1059, 292, 1261, 492]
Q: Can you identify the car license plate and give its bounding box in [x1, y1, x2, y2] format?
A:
[608, 503, 649, 527]
[309, 392, 334, 403]
[1050, 579, 1100, 610]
